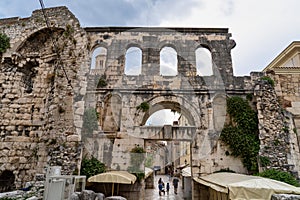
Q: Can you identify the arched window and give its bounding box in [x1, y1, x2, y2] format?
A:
[160, 47, 177, 76]
[91, 47, 107, 70]
[196, 47, 213, 76]
[125, 47, 142, 75]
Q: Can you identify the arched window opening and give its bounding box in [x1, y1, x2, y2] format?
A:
[145, 109, 181, 126]
[125, 47, 142, 75]
[196, 47, 213, 76]
[91, 47, 107, 70]
[160, 47, 178, 76]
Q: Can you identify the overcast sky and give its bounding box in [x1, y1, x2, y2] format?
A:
[1, 0, 300, 75]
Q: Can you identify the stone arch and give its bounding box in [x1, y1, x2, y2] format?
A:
[124, 46, 142, 75]
[16, 27, 65, 54]
[0, 170, 15, 192]
[137, 95, 202, 127]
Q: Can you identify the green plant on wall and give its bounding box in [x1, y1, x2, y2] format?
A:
[82, 108, 98, 135]
[0, 33, 10, 54]
[220, 96, 260, 173]
[80, 157, 106, 179]
[137, 102, 150, 112]
[97, 75, 107, 88]
[128, 146, 146, 181]
[261, 76, 275, 87]
[256, 169, 300, 187]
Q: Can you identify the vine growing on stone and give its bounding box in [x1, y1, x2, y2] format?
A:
[220, 96, 260, 173]
[0, 33, 10, 54]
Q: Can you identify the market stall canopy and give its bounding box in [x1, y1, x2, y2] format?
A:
[194, 172, 300, 200]
[88, 171, 136, 184]
[145, 167, 153, 179]
[182, 167, 191, 177]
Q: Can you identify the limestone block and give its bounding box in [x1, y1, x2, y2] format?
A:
[19, 157, 27, 163]
[5, 136, 31, 142]
[6, 125, 15, 131]
[74, 101, 84, 108]
[67, 135, 79, 142]
[1, 98, 11, 104]
[79, 190, 96, 200]
[9, 157, 19, 163]
[74, 120, 83, 128]
[75, 107, 84, 115]
[292, 102, 300, 108]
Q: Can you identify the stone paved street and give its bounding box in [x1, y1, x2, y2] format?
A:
[145, 175, 185, 200]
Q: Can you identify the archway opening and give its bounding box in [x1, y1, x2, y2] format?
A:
[160, 47, 178, 76]
[144, 108, 192, 196]
[125, 47, 142, 75]
[196, 47, 213, 76]
[0, 170, 15, 192]
[91, 47, 107, 70]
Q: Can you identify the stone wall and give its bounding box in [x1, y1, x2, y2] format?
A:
[0, 6, 89, 188]
[0, 5, 299, 194]
[255, 78, 300, 177]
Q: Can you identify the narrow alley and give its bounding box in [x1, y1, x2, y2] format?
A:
[145, 175, 185, 200]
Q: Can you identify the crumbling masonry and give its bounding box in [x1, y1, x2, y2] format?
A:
[0, 6, 299, 197]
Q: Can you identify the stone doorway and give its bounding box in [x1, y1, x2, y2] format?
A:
[0, 170, 15, 192]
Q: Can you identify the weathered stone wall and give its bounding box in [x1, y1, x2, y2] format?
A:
[1, 6, 299, 195]
[269, 73, 300, 151]
[82, 26, 253, 178]
[0, 6, 89, 188]
[255, 78, 300, 177]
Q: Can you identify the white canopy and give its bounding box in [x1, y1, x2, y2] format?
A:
[182, 167, 191, 177]
[88, 171, 136, 184]
[194, 172, 300, 200]
[145, 167, 154, 179]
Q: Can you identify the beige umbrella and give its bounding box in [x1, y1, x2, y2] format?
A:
[88, 171, 137, 196]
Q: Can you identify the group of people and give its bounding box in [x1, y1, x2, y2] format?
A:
[158, 177, 179, 196]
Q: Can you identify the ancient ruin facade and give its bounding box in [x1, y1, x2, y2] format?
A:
[0, 6, 299, 197]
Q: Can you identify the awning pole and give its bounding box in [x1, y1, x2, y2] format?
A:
[112, 183, 114, 196]
[103, 183, 107, 196]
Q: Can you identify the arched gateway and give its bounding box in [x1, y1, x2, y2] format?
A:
[1, 7, 299, 199]
[84, 26, 235, 198]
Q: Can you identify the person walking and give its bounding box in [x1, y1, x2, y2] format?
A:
[172, 177, 179, 194]
[158, 182, 163, 196]
[166, 182, 170, 195]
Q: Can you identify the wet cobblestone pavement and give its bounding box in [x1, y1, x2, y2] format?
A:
[145, 175, 184, 200]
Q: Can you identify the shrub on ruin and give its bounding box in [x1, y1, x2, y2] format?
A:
[0, 33, 10, 54]
[97, 75, 108, 88]
[256, 169, 300, 187]
[80, 157, 106, 179]
[137, 102, 150, 112]
[261, 76, 275, 87]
